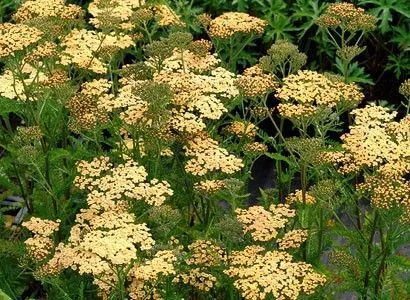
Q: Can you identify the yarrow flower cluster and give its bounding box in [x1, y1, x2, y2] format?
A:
[194, 179, 226, 193]
[235, 204, 296, 241]
[129, 250, 178, 299]
[27, 155, 175, 297]
[174, 240, 225, 292]
[0, 23, 43, 58]
[60, 29, 134, 74]
[235, 65, 278, 98]
[321, 104, 410, 221]
[22, 217, 60, 260]
[276, 70, 364, 128]
[66, 79, 114, 132]
[88, 1, 183, 31]
[184, 133, 244, 176]
[74, 156, 173, 206]
[208, 12, 267, 39]
[224, 246, 326, 300]
[277, 70, 363, 114]
[316, 2, 377, 32]
[12, 0, 83, 23]
[225, 120, 258, 139]
[286, 189, 316, 205]
[399, 78, 410, 98]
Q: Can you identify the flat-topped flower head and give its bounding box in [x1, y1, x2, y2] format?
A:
[399, 78, 410, 98]
[194, 179, 226, 193]
[235, 204, 295, 241]
[276, 70, 363, 108]
[60, 29, 134, 74]
[184, 133, 244, 176]
[0, 23, 43, 58]
[22, 217, 60, 260]
[225, 246, 326, 299]
[225, 120, 258, 139]
[235, 65, 278, 98]
[13, 0, 83, 23]
[74, 156, 173, 206]
[316, 2, 377, 32]
[208, 12, 267, 39]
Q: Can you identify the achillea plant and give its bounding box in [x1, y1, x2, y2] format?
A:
[1, 0, 408, 299]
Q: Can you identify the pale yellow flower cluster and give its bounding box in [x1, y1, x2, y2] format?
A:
[277, 103, 318, 120]
[316, 2, 377, 32]
[186, 240, 226, 267]
[60, 29, 134, 74]
[174, 240, 224, 292]
[276, 70, 363, 112]
[13, 0, 83, 23]
[235, 65, 278, 98]
[42, 205, 155, 296]
[0, 23, 43, 58]
[184, 133, 244, 176]
[336, 104, 399, 173]
[129, 250, 177, 299]
[0, 70, 30, 100]
[0, 61, 53, 101]
[243, 142, 268, 154]
[208, 12, 267, 39]
[357, 175, 410, 211]
[194, 179, 226, 193]
[235, 204, 296, 241]
[225, 120, 258, 139]
[66, 79, 113, 131]
[110, 83, 153, 128]
[399, 79, 410, 98]
[88, 1, 182, 30]
[277, 229, 309, 250]
[169, 108, 206, 135]
[286, 189, 317, 205]
[162, 48, 220, 74]
[25, 42, 58, 64]
[22, 217, 60, 260]
[152, 5, 184, 27]
[175, 268, 217, 292]
[120, 100, 150, 126]
[88, 0, 145, 30]
[74, 156, 173, 206]
[224, 246, 326, 300]
[154, 65, 238, 123]
[322, 104, 410, 220]
[39, 70, 69, 87]
[34, 155, 170, 296]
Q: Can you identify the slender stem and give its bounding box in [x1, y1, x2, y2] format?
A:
[12, 163, 32, 213]
[375, 221, 387, 295]
[301, 163, 308, 261]
[317, 206, 324, 255]
[363, 211, 379, 299]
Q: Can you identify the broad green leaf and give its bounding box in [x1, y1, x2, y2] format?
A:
[0, 289, 12, 300]
[359, 0, 410, 33]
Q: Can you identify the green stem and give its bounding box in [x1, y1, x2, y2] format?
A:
[12, 163, 32, 213]
[374, 222, 388, 296]
[317, 206, 324, 255]
[301, 163, 308, 261]
[363, 211, 379, 299]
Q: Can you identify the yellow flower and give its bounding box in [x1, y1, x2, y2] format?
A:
[208, 12, 267, 39]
